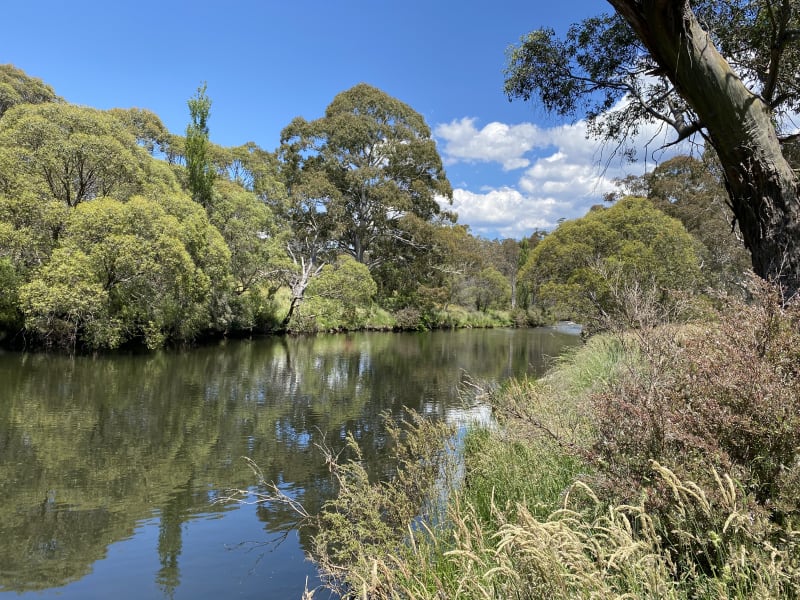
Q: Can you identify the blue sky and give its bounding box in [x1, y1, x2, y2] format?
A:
[3, 1, 674, 239]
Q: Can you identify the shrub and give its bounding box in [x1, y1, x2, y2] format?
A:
[310, 411, 457, 597]
[519, 197, 703, 329]
[588, 278, 800, 577]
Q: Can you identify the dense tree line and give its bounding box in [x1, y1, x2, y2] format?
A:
[0, 64, 747, 350]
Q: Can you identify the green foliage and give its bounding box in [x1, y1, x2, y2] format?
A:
[18, 247, 109, 349]
[107, 107, 172, 156]
[613, 154, 751, 294]
[0, 191, 65, 268]
[472, 266, 512, 312]
[209, 141, 286, 201]
[19, 196, 232, 349]
[519, 197, 702, 328]
[279, 83, 453, 275]
[185, 83, 215, 207]
[463, 425, 584, 524]
[0, 66, 520, 346]
[0, 64, 60, 118]
[304, 295, 800, 598]
[0, 103, 159, 207]
[310, 411, 458, 598]
[208, 182, 279, 280]
[0, 257, 22, 336]
[291, 255, 377, 332]
[591, 280, 800, 519]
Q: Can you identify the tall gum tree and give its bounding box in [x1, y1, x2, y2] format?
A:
[505, 0, 800, 296]
[277, 84, 453, 321]
[279, 83, 453, 271]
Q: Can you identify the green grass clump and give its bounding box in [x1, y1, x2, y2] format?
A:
[301, 282, 800, 599]
[462, 426, 584, 524]
[363, 306, 396, 329]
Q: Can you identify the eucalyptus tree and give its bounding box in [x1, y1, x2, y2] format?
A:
[613, 154, 752, 292]
[273, 169, 340, 327]
[427, 224, 485, 310]
[276, 84, 453, 319]
[279, 83, 454, 272]
[209, 141, 285, 200]
[505, 0, 800, 295]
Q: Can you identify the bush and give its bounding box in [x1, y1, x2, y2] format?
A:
[590, 280, 800, 514]
[519, 197, 704, 329]
[290, 255, 377, 332]
[393, 306, 424, 330]
[309, 411, 457, 597]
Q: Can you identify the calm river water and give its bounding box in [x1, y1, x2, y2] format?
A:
[0, 327, 579, 599]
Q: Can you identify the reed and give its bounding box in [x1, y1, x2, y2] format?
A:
[303, 280, 800, 599]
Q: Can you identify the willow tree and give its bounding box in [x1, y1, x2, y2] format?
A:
[519, 196, 703, 328]
[0, 103, 150, 208]
[506, 0, 800, 295]
[0, 64, 60, 118]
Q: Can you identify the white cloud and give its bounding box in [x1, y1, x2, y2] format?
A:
[435, 107, 697, 239]
[445, 187, 556, 239]
[434, 118, 548, 171]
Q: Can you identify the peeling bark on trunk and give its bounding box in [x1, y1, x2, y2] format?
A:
[607, 0, 800, 296]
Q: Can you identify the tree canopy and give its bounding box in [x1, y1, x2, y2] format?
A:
[0, 103, 164, 209]
[506, 0, 800, 296]
[612, 154, 752, 293]
[279, 83, 453, 270]
[0, 70, 502, 347]
[19, 195, 232, 349]
[0, 64, 59, 118]
[519, 196, 703, 327]
[0, 63, 724, 348]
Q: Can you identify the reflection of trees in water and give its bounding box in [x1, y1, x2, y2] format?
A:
[0, 329, 579, 592]
[156, 477, 196, 599]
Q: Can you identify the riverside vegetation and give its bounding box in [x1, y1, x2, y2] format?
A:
[0, 65, 747, 351]
[294, 279, 800, 599]
[0, 66, 539, 350]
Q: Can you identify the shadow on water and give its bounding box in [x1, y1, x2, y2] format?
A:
[0, 328, 579, 599]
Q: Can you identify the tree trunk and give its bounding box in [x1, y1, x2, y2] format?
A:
[281, 257, 321, 328]
[607, 0, 800, 296]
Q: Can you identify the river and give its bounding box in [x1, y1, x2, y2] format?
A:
[0, 327, 580, 599]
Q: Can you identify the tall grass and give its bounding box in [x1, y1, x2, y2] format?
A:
[298, 280, 800, 599]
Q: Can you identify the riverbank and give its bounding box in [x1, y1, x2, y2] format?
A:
[306, 283, 800, 599]
[0, 295, 534, 353]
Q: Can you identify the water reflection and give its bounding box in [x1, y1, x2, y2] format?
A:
[0, 328, 579, 598]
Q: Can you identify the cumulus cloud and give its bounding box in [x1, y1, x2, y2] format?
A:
[434, 118, 548, 171]
[445, 187, 556, 240]
[435, 110, 695, 239]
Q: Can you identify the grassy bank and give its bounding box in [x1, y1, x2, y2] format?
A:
[304, 283, 800, 599]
